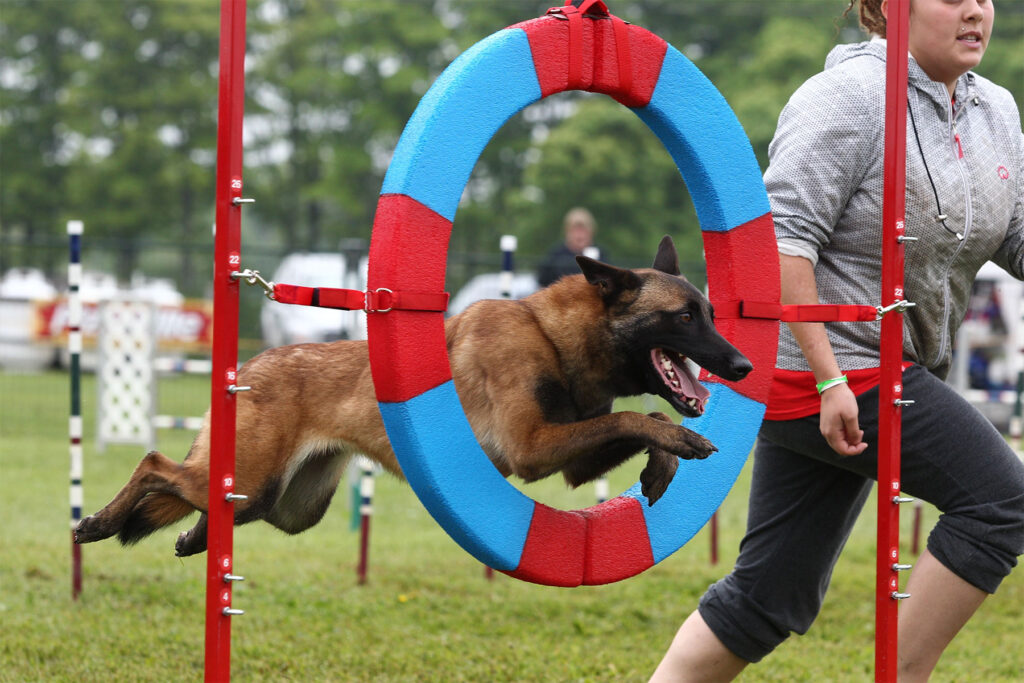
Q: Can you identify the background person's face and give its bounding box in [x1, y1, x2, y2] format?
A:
[566, 223, 593, 252]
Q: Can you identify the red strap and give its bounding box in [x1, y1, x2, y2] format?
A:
[563, 3, 585, 89]
[548, 0, 631, 93]
[273, 283, 449, 313]
[719, 300, 879, 322]
[611, 12, 632, 96]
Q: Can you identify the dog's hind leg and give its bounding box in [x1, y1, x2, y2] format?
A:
[175, 513, 208, 557]
[74, 450, 208, 545]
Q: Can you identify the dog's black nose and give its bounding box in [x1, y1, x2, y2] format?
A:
[728, 356, 753, 381]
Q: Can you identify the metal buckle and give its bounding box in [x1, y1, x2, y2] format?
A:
[365, 288, 393, 313]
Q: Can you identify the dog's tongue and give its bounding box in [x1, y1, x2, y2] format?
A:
[652, 348, 710, 410]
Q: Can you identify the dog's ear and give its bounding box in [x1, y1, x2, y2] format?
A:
[652, 235, 681, 276]
[576, 256, 641, 301]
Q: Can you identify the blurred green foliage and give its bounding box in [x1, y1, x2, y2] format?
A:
[2, 0, 1021, 288]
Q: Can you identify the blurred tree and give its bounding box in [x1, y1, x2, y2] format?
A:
[245, 0, 450, 251]
[440, 1, 847, 271]
[708, 15, 837, 167]
[1, 0, 1019, 292]
[0, 0, 85, 274]
[0, 0, 220, 287]
[243, 0, 550, 256]
[507, 96, 703, 268]
[63, 2, 220, 287]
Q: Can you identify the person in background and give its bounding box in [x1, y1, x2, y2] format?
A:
[537, 207, 604, 286]
[651, 0, 1023, 680]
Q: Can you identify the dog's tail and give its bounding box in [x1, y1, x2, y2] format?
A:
[117, 494, 195, 546]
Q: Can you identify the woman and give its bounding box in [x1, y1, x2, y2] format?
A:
[651, 0, 1023, 680]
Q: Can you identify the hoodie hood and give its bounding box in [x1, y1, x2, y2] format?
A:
[824, 39, 978, 107]
[824, 39, 883, 71]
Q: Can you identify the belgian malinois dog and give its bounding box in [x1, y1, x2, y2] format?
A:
[74, 236, 751, 557]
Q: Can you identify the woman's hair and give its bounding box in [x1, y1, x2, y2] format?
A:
[843, 0, 887, 38]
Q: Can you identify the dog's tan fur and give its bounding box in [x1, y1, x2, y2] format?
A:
[74, 237, 751, 556]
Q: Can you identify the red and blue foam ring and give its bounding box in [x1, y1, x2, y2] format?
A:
[366, 16, 779, 586]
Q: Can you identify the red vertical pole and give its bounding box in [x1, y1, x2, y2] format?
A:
[876, 1, 910, 680]
[206, 1, 248, 681]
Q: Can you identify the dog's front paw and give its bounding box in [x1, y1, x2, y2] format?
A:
[640, 449, 679, 506]
[669, 425, 717, 460]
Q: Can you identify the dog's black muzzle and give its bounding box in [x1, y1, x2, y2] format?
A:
[694, 345, 752, 382]
[688, 337, 752, 382]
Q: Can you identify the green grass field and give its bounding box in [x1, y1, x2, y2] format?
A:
[1, 370, 1021, 682]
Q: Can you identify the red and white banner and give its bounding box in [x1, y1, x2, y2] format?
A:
[34, 298, 213, 351]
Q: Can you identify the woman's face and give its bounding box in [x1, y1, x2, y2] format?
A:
[895, 0, 995, 92]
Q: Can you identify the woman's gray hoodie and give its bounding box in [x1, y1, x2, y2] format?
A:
[765, 40, 1024, 379]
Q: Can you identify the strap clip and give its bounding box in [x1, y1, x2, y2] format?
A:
[875, 299, 916, 320]
[231, 268, 276, 300]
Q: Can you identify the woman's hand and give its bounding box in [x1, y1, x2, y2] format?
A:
[819, 383, 868, 456]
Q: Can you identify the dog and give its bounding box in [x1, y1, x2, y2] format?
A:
[74, 236, 752, 557]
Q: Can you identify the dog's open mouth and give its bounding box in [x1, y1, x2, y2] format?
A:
[651, 348, 710, 417]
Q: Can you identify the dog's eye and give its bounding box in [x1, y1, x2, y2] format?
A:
[680, 311, 693, 323]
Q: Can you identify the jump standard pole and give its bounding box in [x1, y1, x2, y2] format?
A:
[876, 0, 912, 679]
[68, 219, 84, 601]
[206, 0, 249, 680]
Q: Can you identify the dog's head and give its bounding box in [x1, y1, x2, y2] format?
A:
[576, 235, 752, 418]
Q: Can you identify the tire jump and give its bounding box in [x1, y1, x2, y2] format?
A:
[366, 1, 780, 586]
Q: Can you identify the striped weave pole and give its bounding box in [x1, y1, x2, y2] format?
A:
[356, 457, 375, 585]
[499, 234, 516, 299]
[68, 219, 84, 601]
